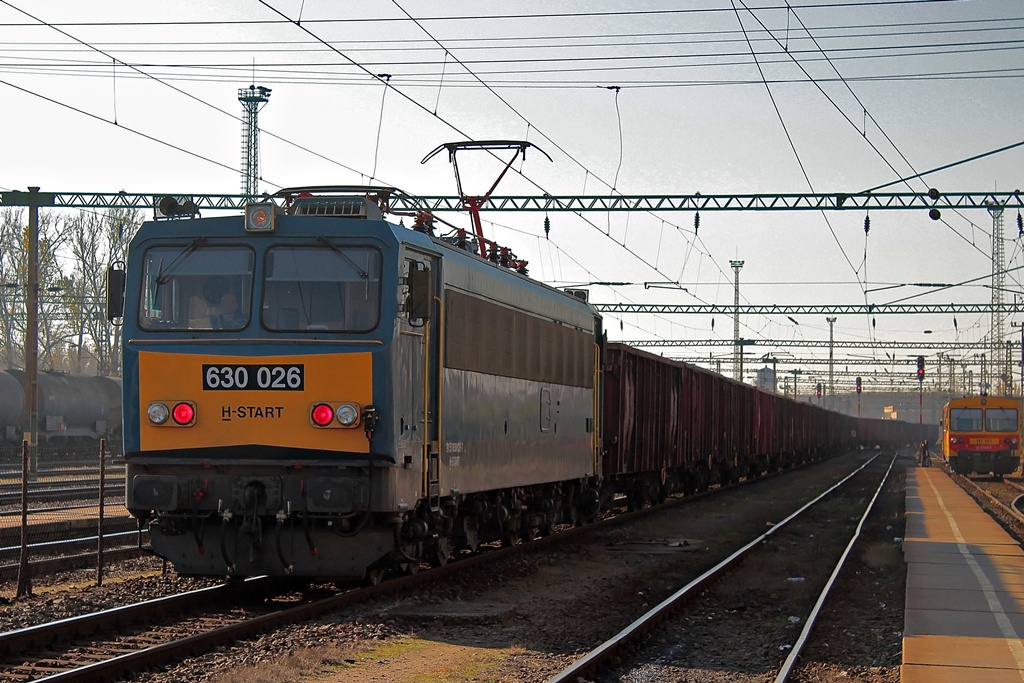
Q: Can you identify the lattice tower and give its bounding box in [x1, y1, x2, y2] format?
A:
[238, 86, 271, 199]
[988, 201, 1005, 393]
[730, 260, 744, 380]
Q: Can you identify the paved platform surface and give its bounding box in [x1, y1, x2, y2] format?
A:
[902, 466, 1024, 682]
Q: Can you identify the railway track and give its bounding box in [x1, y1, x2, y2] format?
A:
[548, 451, 898, 683]
[946, 465, 1024, 536]
[0, 482, 125, 509]
[0, 451, 848, 681]
[0, 528, 148, 583]
[0, 577, 327, 682]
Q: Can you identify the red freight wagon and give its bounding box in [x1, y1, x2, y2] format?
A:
[600, 344, 932, 509]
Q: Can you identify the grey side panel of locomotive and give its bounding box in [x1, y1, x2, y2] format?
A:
[440, 369, 594, 493]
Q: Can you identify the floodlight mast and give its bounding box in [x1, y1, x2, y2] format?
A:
[422, 140, 551, 259]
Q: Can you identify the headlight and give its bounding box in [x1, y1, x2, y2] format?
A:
[336, 403, 360, 427]
[148, 403, 170, 425]
[245, 202, 277, 232]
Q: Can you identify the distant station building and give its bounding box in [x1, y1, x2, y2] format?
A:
[756, 366, 776, 393]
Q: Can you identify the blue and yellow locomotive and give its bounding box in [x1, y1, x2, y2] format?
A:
[111, 188, 602, 581]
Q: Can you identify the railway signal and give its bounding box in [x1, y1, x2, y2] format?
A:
[916, 356, 925, 425]
[855, 376, 862, 418]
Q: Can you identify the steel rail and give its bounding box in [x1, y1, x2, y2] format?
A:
[0, 578, 271, 657]
[546, 452, 883, 683]
[953, 469, 1024, 525]
[0, 528, 143, 558]
[0, 482, 124, 506]
[774, 451, 898, 682]
[10, 447, 833, 682]
[0, 547, 145, 581]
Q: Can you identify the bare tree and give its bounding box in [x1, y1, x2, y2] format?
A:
[0, 206, 70, 371]
[35, 210, 72, 372]
[63, 206, 140, 376]
[0, 208, 23, 370]
[102, 207, 139, 376]
[0, 206, 140, 376]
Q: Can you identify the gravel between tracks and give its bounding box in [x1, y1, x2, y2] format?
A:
[0, 451, 917, 682]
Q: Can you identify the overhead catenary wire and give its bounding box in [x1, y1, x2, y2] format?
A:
[3, 15, 1023, 52]
[0, 0, 378, 188]
[731, 0, 863, 332]
[384, 0, 742, 306]
[0, 2, 1015, 368]
[3, 40, 1022, 81]
[0, 1, 981, 29]
[734, 0, 1017, 361]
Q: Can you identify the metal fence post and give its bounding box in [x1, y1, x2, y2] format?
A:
[16, 440, 31, 598]
[97, 438, 106, 587]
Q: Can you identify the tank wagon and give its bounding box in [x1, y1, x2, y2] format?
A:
[0, 370, 121, 443]
[109, 187, 929, 582]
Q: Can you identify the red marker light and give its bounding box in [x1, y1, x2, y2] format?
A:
[172, 402, 195, 425]
[311, 403, 334, 426]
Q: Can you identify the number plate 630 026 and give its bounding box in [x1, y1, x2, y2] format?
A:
[202, 364, 304, 391]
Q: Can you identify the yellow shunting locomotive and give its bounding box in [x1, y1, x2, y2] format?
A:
[942, 395, 1022, 477]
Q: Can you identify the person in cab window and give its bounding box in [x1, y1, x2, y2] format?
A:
[215, 292, 246, 328]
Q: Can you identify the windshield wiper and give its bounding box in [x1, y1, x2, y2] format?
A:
[316, 236, 369, 279]
[155, 236, 207, 286]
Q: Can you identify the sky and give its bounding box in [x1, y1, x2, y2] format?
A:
[0, 0, 1022, 394]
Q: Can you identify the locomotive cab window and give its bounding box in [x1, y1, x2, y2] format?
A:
[138, 245, 255, 331]
[986, 408, 1018, 432]
[949, 407, 983, 432]
[262, 244, 382, 332]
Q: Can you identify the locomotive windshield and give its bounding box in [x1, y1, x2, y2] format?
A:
[986, 407, 1018, 432]
[949, 407, 983, 431]
[138, 245, 255, 331]
[262, 244, 382, 332]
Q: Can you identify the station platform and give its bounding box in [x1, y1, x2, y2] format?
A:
[902, 466, 1024, 682]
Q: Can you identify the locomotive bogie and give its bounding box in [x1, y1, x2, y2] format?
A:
[151, 513, 396, 579]
[948, 451, 1018, 477]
